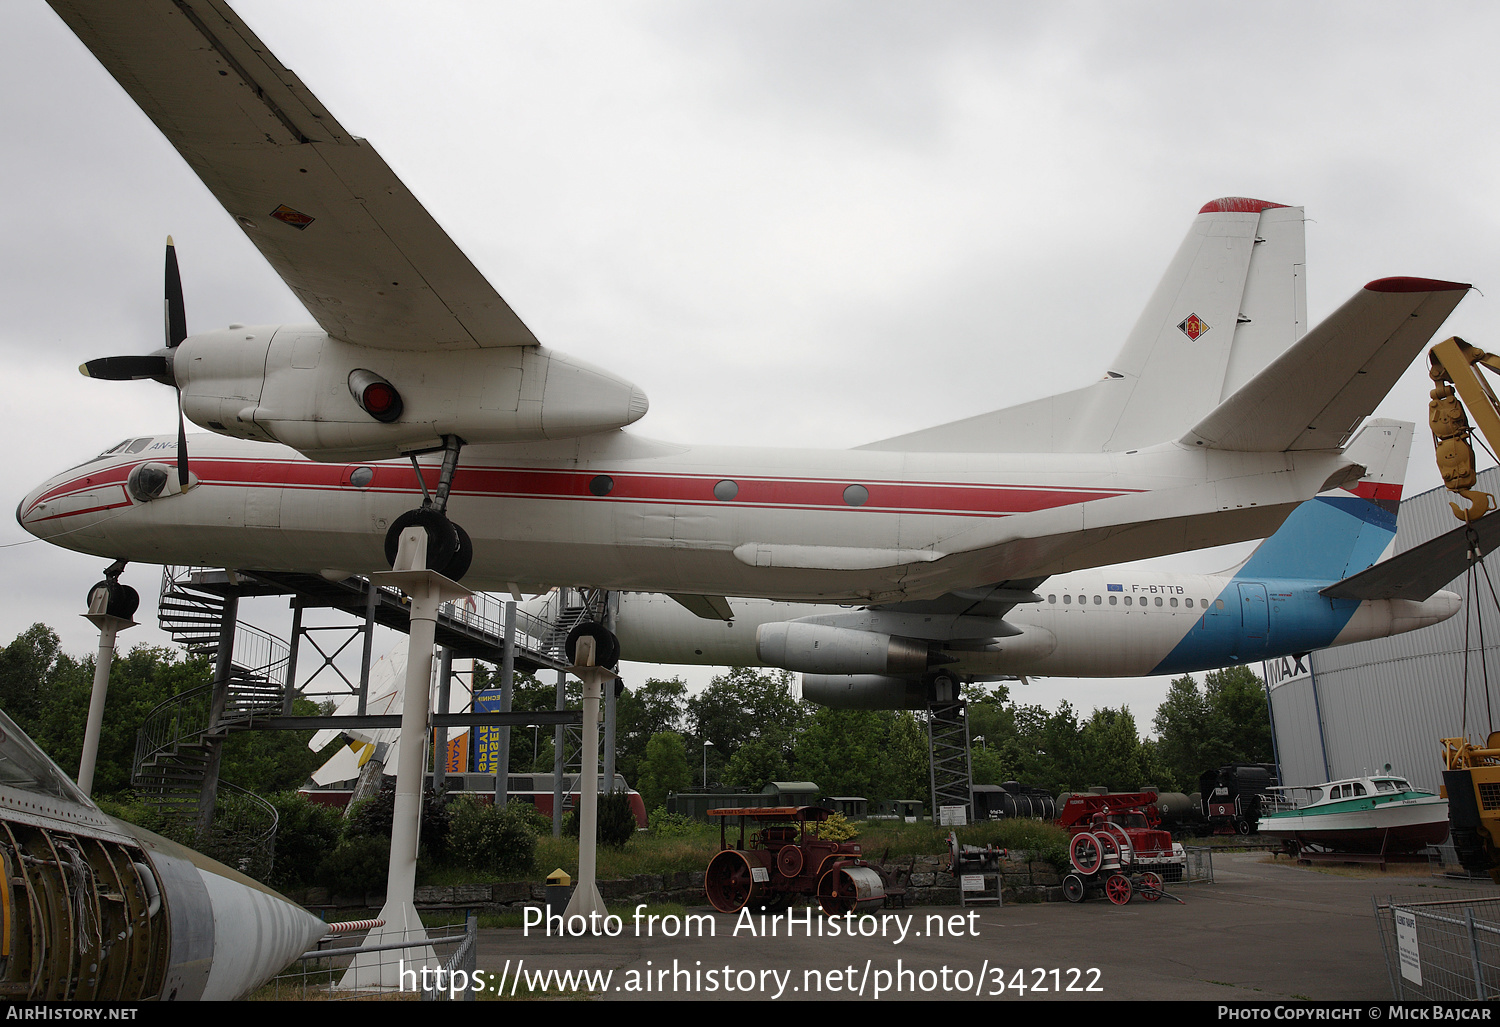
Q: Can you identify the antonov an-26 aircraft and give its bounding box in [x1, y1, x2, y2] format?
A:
[597, 421, 1466, 707]
[18, 1, 1472, 661]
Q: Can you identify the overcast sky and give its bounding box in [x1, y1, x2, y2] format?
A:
[2, 1, 1498, 734]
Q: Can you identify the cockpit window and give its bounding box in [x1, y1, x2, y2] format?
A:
[0, 708, 94, 806]
[126, 438, 153, 454]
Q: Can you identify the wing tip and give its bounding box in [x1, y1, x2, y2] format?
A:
[1364, 276, 1472, 293]
[1199, 196, 1293, 214]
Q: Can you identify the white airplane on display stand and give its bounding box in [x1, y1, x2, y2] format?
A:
[597, 420, 1470, 707]
[15, 1, 1474, 639]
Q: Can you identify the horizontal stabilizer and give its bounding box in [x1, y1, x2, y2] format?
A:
[1321, 510, 1500, 601]
[1182, 278, 1470, 452]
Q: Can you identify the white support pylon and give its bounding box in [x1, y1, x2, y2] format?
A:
[338, 527, 471, 991]
[78, 584, 135, 797]
[563, 635, 615, 927]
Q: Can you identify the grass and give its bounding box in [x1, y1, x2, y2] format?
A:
[414, 817, 1072, 887]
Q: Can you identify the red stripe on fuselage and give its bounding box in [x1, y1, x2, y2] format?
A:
[30, 457, 1144, 522]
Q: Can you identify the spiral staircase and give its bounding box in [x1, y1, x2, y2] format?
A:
[132, 567, 284, 877]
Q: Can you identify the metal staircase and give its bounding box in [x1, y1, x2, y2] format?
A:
[133, 567, 284, 869]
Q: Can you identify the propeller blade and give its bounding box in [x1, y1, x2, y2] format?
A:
[164, 236, 187, 348]
[175, 385, 191, 490]
[79, 354, 172, 381]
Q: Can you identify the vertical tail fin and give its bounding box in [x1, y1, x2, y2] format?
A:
[859, 198, 1306, 454]
[1229, 419, 1412, 582]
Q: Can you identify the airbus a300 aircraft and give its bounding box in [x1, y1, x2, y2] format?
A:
[603, 420, 1464, 708]
[18, 1, 1472, 627]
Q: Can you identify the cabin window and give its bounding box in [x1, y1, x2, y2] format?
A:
[1169, 597, 1178, 607]
[1352, 783, 1366, 796]
[1093, 595, 1101, 605]
[1155, 597, 1163, 607]
[1216, 599, 1226, 610]
[1064, 595, 1072, 604]
[713, 479, 739, 501]
[1185, 598, 1194, 609]
[843, 484, 869, 507]
[1048, 595, 1056, 604]
[1124, 596, 1132, 606]
[589, 475, 614, 496]
[1109, 595, 1117, 605]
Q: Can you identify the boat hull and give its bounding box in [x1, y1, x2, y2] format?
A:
[1259, 796, 1449, 853]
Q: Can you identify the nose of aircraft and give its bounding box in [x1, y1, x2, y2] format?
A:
[15, 460, 130, 549]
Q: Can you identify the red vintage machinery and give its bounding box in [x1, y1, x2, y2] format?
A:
[705, 806, 887, 915]
[1057, 791, 1183, 904]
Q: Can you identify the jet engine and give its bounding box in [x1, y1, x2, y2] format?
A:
[755, 622, 936, 676]
[172, 325, 649, 461]
[801, 673, 960, 709]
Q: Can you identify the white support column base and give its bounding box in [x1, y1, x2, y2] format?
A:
[562, 636, 616, 929]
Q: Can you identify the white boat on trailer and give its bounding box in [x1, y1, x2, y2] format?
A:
[1259, 774, 1449, 859]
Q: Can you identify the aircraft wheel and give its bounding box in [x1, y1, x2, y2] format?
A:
[1063, 874, 1086, 902]
[1105, 873, 1132, 905]
[89, 580, 139, 620]
[443, 522, 473, 581]
[383, 509, 459, 573]
[566, 621, 620, 670]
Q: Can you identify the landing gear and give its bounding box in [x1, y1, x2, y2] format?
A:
[88, 561, 139, 620]
[566, 621, 620, 670]
[385, 435, 472, 580]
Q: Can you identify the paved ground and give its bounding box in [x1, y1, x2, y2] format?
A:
[468, 854, 1489, 1001]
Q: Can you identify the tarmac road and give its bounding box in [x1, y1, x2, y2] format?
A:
[467, 853, 1482, 1001]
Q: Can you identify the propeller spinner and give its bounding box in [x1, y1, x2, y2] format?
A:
[78, 238, 193, 490]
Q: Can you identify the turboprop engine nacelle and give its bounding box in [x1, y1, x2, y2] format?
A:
[755, 622, 933, 676]
[174, 325, 649, 461]
[802, 674, 936, 710]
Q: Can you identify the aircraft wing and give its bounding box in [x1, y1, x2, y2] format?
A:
[869, 578, 1048, 620]
[1181, 278, 1469, 453]
[1321, 510, 1500, 601]
[47, 0, 539, 352]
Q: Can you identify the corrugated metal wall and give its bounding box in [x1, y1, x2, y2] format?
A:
[1269, 467, 1500, 792]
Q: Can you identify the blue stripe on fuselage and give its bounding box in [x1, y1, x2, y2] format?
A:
[1148, 489, 1396, 674]
[1149, 579, 1362, 674]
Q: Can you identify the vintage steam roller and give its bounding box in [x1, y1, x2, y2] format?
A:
[705, 807, 887, 915]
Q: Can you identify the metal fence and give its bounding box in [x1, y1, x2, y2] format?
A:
[264, 917, 479, 1000]
[1373, 892, 1500, 1000]
[1179, 845, 1215, 885]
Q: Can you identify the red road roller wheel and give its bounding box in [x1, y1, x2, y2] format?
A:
[1139, 871, 1164, 902]
[1069, 832, 1103, 875]
[1105, 873, 1132, 906]
[705, 850, 766, 913]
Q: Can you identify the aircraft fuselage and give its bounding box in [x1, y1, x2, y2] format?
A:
[18, 429, 1349, 604]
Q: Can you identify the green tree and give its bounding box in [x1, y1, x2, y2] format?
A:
[685, 668, 807, 786]
[635, 730, 691, 810]
[615, 677, 688, 784]
[1152, 666, 1272, 790]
